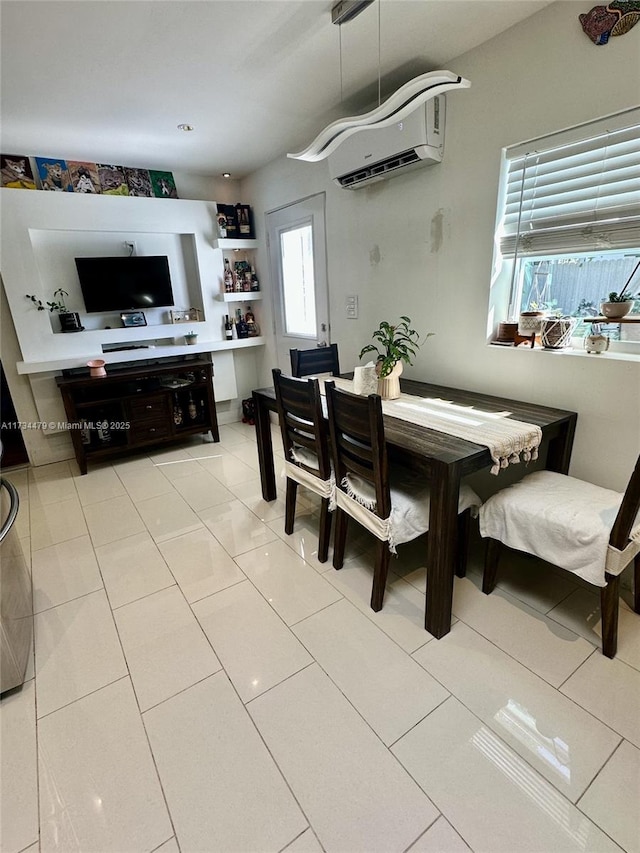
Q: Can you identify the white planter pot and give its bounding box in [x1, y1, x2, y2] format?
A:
[600, 300, 633, 320]
[518, 311, 545, 336]
[584, 333, 609, 354]
[377, 361, 403, 399]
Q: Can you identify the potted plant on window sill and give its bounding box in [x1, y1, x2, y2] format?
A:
[540, 311, 576, 349]
[25, 289, 83, 332]
[359, 316, 430, 400]
[600, 260, 640, 319]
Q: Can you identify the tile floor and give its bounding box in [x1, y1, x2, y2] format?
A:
[1, 420, 639, 853]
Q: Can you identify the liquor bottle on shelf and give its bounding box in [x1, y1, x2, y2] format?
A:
[173, 394, 183, 426]
[250, 266, 260, 292]
[233, 264, 243, 292]
[80, 422, 91, 446]
[96, 411, 111, 444]
[188, 392, 197, 421]
[245, 306, 259, 337]
[236, 308, 248, 339]
[243, 270, 252, 292]
[224, 315, 233, 340]
[231, 318, 238, 340]
[236, 204, 252, 236]
[223, 259, 234, 293]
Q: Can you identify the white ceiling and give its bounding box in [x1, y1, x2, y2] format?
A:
[1, 0, 554, 179]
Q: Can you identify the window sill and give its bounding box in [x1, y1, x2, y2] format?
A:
[488, 342, 640, 363]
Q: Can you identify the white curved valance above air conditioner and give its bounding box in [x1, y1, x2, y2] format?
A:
[287, 69, 470, 163]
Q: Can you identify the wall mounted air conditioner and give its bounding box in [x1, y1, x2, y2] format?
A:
[328, 95, 445, 189]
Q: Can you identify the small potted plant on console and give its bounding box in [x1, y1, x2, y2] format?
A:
[184, 330, 198, 346]
[25, 288, 83, 332]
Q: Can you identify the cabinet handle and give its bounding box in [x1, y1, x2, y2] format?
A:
[145, 405, 153, 410]
[149, 428, 156, 433]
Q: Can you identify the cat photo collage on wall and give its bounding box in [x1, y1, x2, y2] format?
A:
[1, 153, 178, 198]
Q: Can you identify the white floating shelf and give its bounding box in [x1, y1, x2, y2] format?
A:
[212, 238, 258, 250]
[16, 337, 265, 375]
[217, 292, 263, 302]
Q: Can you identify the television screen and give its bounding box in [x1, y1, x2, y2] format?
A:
[75, 255, 174, 313]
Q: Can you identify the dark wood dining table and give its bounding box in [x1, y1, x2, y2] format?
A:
[252, 377, 577, 640]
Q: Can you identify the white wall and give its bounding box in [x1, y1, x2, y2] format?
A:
[243, 1, 640, 491]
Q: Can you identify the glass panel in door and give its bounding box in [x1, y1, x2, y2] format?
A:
[281, 224, 316, 336]
[266, 193, 329, 373]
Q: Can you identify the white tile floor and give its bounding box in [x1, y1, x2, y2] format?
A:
[2, 420, 639, 853]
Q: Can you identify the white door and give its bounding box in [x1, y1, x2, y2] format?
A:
[266, 193, 330, 373]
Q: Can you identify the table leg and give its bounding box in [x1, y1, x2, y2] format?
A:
[546, 414, 577, 475]
[425, 460, 461, 639]
[253, 390, 277, 501]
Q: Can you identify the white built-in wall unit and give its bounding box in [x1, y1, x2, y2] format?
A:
[0, 189, 263, 466]
[243, 1, 640, 493]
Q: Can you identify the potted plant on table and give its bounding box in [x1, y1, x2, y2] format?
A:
[184, 330, 198, 345]
[359, 316, 430, 399]
[25, 288, 83, 332]
[600, 259, 640, 319]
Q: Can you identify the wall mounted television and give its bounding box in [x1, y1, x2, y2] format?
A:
[75, 255, 175, 313]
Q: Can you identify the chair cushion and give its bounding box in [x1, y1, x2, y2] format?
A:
[290, 445, 320, 470]
[285, 446, 333, 500]
[338, 470, 481, 552]
[479, 470, 640, 587]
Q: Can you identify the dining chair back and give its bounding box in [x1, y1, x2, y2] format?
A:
[325, 382, 480, 612]
[272, 368, 333, 562]
[480, 455, 640, 658]
[290, 343, 340, 378]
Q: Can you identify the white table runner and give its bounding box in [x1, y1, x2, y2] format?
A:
[323, 379, 542, 475]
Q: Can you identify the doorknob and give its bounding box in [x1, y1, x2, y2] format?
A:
[320, 323, 327, 332]
[317, 341, 327, 347]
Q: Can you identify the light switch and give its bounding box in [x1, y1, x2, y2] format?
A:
[346, 295, 358, 319]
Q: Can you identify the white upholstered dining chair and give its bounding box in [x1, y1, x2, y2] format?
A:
[479, 456, 640, 658]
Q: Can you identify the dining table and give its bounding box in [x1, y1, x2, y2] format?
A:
[252, 376, 578, 640]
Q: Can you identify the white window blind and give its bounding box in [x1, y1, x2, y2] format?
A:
[500, 120, 640, 257]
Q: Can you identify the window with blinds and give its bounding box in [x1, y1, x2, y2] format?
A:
[492, 110, 640, 345]
[500, 122, 640, 258]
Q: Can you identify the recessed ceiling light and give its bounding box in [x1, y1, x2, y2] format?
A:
[177, 123, 194, 132]
[222, 172, 231, 178]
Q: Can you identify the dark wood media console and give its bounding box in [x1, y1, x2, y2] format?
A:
[56, 356, 220, 474]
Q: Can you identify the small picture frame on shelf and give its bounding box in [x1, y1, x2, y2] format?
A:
[120, 310, 147, 328]
[170, 308, 201, 324]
